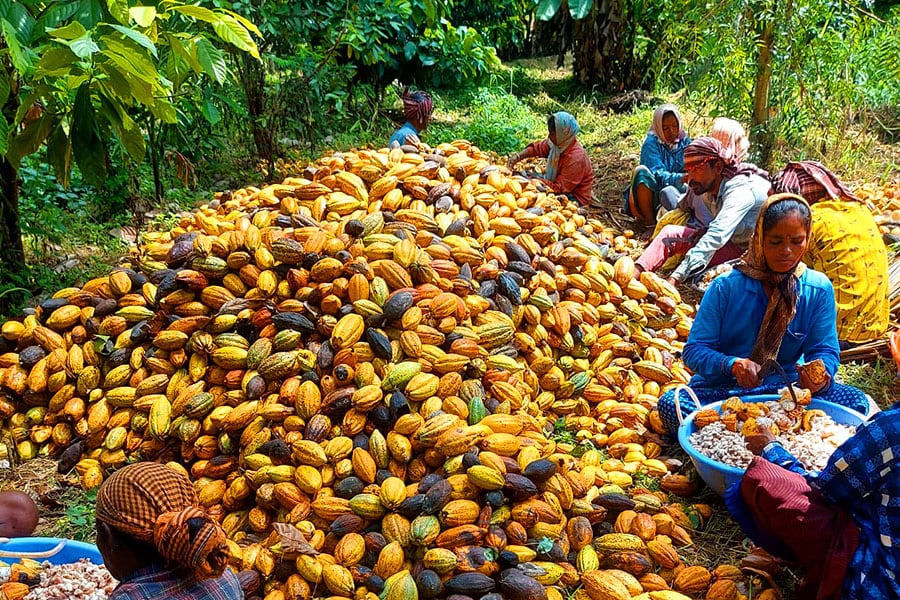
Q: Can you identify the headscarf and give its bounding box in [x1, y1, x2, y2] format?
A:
[545, 111, 579, 181]
[402, 88, 433, 125]
[735, 193, 811, 367]
[771, 160, 859, 203]
[649, 104, 687, 149]
[710, 117, 750, 163]
[96, 462, 229, 580]
[684, 137, 767, 180]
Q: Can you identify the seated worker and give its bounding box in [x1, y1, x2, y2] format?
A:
[772, 160, 889, 346]
[0, 490, 39, 537]
[654, 194, 871, 436]
[389, 87, 433, 147]
[726, 400, 899, 600]
[624, 103, 691, 226]
[657, 117, 758, 232]
[507, 111, 594, 207]
[634, 137, 770, 284]
[95, 462, 244, 600]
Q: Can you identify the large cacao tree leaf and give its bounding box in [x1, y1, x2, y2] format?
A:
[569, 0, 594, 19]
[70, 81, 107, 185]
[536, 0, 562, 21]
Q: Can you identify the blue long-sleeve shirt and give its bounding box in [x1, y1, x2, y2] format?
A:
[761, 403, 900, 600]
[682, 268, 840, 388]
[639, 132, 691, 189]
[389, 122, 419, 147]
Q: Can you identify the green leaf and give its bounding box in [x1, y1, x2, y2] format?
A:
[100, 36, 159, 83]
[0, 74, 9, 106]
[171, 5, 220, 25]
[46, 124, 73, 188]
[34, 2, 80, 40]
[1, 18, 34, 74]
[6, 2, 36, 43]
[107, 0, 130, 25]
[108, 24, 158, 57]
[7, 113, 53, 167]
[568, 0, 594, 20]
[200, 97, 221, 126]
[165, 33, 203, 74]
[97, 91, 144, 162]
[70, 81, 107, 185]
[49, 21, 89, 41]
[211, 14, 259, 58]
[129, 6, 157, 27]
[0, 117, 10, 156]
[70, 32, 101, 58]
[34, 47, 78, 77]
[536, 0, 562, 21]
[220, 8, 261, 37]
[195, 38, 227, 84]
[75, 0, 103, 28]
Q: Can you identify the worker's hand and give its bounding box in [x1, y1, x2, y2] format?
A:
[666, 276, 679, 287]
[732, 358, 763, 388]
[405, 133, 421, 147]
[798, 367, 830, 394]
[506, 152, 521, 171]
[745, 430, 776, 455]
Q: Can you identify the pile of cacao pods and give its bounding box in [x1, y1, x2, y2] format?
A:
[854, 181, 900, 237]
[0, 140, 779, 600]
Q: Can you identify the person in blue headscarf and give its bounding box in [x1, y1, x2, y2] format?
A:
[624, 103, 691, 226]
[507, 112, 594, 206]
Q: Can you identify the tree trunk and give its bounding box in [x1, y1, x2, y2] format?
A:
[572, 0, 626, 92]
[238, 54, 277, 171]
[148, 118, 163, 203]
[0, 156, 26, 275]
[751, 26, 775, 168]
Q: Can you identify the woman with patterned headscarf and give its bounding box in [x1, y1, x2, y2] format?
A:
[389, 87, 434, 147]
[507, 111, 594, 206]
[95, 462, 245, 600]
[652, 194, 872, 436]
[624, 103, 691, 226]
[772, 160, 888, 346]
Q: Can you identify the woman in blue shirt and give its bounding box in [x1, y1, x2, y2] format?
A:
[655, 194, 870, 435]
[625, 103, 691, 227]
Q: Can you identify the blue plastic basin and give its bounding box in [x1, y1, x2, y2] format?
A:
[678, 394, 866, 496]
[0, 537, 103, 565]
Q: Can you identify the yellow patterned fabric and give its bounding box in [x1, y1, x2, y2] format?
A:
[804, 201, 889, 343]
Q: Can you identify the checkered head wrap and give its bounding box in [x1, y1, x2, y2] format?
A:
[96, 462, 228, 579]
[402, 88, 433, 124]
[772, 160, 859, 203]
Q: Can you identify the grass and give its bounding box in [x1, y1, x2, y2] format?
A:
[37, 487, 99, 543]
[838, 356, 900, 409]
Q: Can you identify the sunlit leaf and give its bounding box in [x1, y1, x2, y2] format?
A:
[70, 32, 100, 58]
[129, 6, 157, 27]
[48, 21, 88, 41]
[211, 14, 259, 58]
[107, 0, 130, 25]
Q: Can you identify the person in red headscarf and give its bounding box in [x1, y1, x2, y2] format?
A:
[389, 87, 433, 147]
[95, 462, 244, 600]
[633, 136, 771, 285]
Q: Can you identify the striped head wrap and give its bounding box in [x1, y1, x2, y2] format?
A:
[546, 111, 579, 181]
[736, 193, 811, 367]
[649, 104, 687, 149]
[772, 160, 859, 203]
[683, 136, 768, 180]
[96, 462, 228, 580]
[402, 88, 433, 125]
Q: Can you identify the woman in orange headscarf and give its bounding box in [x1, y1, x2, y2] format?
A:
[95, 462, 244, 600]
